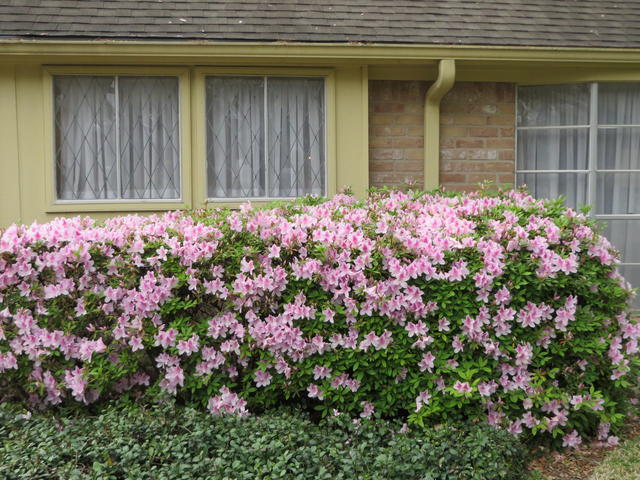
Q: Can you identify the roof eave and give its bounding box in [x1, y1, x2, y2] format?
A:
[2, 38, 640, 63]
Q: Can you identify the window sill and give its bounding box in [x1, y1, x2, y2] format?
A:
[46, 201, 189, 214]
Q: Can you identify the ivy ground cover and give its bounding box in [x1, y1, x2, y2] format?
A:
[0, 189, 637, 446]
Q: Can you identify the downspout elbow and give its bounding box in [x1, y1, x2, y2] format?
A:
[424, 59, 456, 190]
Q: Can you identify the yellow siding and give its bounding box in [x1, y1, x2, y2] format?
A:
[0, 63, 370, 226]
[335, 66, 369, 198]
[15, 65, 46, 224]
[0, 65, 21, 226]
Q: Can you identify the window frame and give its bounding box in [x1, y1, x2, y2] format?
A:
[43, 66, 192, 213]
[515, 81, 640, 274]
[193, 67, 337, 207]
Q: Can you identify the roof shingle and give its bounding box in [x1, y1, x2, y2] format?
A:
[1, 0, 640, 48]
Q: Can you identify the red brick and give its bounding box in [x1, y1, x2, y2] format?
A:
[499, 150, 515, 161]
[392, 137, 423, 148]
[405, 149, 424, 161]
[370, 114, 396, 125]
[370, 81, 516, 192]
[455, 139, 485, 148]
[487, 115, 515, 126]
[468, 127, 499, 137]
[373, 103, 406, 113]
[486, 138, 515, 149]
[440, 173, 466, 183]
[396, 114, 424, 125]
[467, 173, 498, 183]
[497, 174, 516, 184]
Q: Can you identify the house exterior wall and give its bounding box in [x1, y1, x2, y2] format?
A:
[369, 81, 516, 191]
[0, 63, 369, 226]
[369, 80, 427, 188]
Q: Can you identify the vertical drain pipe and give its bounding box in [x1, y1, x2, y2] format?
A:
[424, 59, 456, 190]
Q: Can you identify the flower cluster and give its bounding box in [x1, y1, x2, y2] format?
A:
[0, 188, 636, 444]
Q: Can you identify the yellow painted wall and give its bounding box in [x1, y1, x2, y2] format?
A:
[0, 62, 370, 226]
[0, 65, 21, 226]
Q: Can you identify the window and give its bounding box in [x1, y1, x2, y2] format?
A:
[54, 75, 180, 201]
[517, 83, 640, 306]
[205, 76, 326, 200]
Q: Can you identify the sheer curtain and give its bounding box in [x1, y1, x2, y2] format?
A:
[205, 76, 326, 199]
[206, 77, 265, 198]
[119, 77, 180, 199]
[55, 75, 180, 200]
[516, 84, 589, 208]
[597, 84, 640, 296]
[54, 76, 117, 200]
[517, 83, 640, 306]
[267, 77, 325, 197]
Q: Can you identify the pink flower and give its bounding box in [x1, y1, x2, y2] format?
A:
[477, 381, 497, 397]
[562, 430, 582, 449]
[128, 336, 144, 352]
[177, 335, 200, 356]
[307, 383, 324, 400]
[154, 328, 178, 348]
[453, 381, 472, 394]
[418, 352, 435, 372]
[64, 367, 87, 402]
[208, 386, 248, 416]
[415, 390, 432, 411]
[160, 365, 184, 394]
[254, 370, 272, 388]
[313, 365, 331, 380]
[360, 401, 375, 418]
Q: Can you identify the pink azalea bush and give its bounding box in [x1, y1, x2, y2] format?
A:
[0, 188, 637, 444]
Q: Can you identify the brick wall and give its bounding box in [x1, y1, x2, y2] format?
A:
[439, 83, 516, 192]
[369, 80, 428, 188]
[368, 81, 516, 191]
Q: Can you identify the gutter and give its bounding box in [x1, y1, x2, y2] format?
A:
[3, 40, 640, 63]
[423, 59, 455, 190]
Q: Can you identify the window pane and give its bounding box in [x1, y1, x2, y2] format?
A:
[596, 173, 640, 214]
[517, 128, 589, 170]
[206, 77, 265, 198]
[598, 83, 640, 125]
[54, 76, 117, 200]
[267, 78, 325, 197]
[597, 127, 640, 170]
[600, 219, 640, 263]
[119, 77, 180, 199]
[516, 173, 588, 209]
[517, 84, 589, 127]
[616, 265, 640, 310]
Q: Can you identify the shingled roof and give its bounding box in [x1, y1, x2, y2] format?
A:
[1, 0, 640, 48]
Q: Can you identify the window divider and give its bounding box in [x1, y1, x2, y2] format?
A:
[263, 76, 269, 198]
[587, 82, 599, 218]
[115, 75, 122, 199]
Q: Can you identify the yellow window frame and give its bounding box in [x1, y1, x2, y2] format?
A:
[42, 65, 192, 213]
[192, 66, 337, 208]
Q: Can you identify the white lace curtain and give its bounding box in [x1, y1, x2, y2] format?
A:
[205, 76, 325, 199]
[517, 83, 640, 301]
[54, 75, 180, 201]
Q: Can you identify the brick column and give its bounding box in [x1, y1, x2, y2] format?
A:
[368, 80, 516, 192]
[439, 83, 516, 192]
[369, 80, 429, 188]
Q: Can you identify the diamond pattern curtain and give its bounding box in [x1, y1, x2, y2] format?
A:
[206, 75, 325, 199]
[119, 77, 180, 199]
[267, 77, 325, 197]
[206, 77, 265, 198]
[54, 75, 180, 201]
[54, 76, 117, 200]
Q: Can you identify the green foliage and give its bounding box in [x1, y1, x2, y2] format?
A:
[0, 401, 529, 480]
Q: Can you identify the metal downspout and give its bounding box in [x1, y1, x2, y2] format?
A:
[424, 59, 456, 190]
